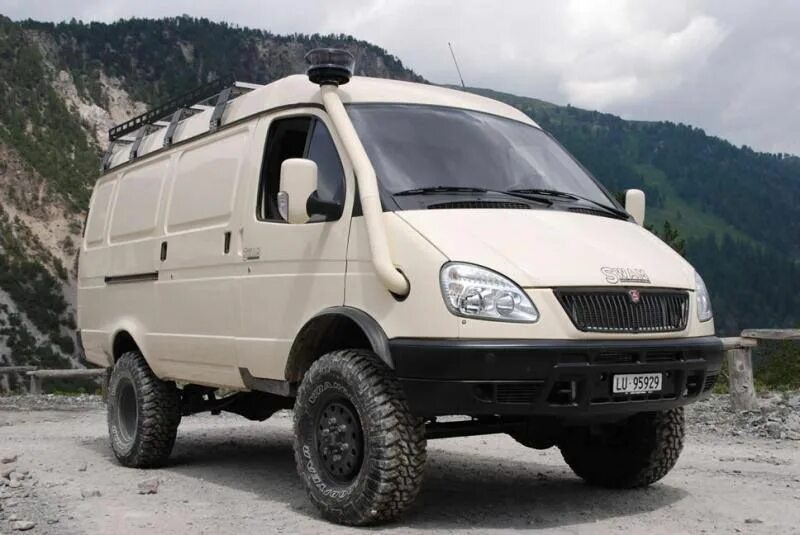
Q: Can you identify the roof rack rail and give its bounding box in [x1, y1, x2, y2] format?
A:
[102, 75, 264, 171]
[109, 75, 234, 142]
[102, 75, 262, 171]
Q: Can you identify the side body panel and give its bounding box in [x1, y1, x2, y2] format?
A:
[78, 156, 170, 370]
[79, 178, 117, 367]
[149, 124, 254, 387]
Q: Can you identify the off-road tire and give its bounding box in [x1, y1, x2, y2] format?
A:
[559, 408, 684, 489]
[508, 419, 557, 450]
[107, 350, 181, 468]
[293, 349, 427, 526]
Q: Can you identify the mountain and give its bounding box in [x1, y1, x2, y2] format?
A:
[0, 16, 796, 376]
[0, 15, 423, 375]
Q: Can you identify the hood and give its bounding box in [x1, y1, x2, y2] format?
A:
[396, 209, 696, 289]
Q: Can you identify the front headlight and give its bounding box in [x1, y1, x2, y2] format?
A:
[695, 272, 713, 322]
[439, 262, 539, 323]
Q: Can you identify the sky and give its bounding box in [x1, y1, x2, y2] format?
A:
[3, 0, 800, 155]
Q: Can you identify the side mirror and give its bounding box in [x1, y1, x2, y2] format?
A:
[625, 189, 646, 226]
[278, 159, 318, 224]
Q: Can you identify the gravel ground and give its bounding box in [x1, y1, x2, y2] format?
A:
[1, 394, 799, 534]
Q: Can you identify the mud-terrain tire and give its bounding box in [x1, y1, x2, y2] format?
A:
[107, 350, 181, 468]
[508, 420, 557, 450]
[293, 349, 427, 526]
[559, 408, 684, 489]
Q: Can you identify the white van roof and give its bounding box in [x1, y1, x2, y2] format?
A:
[104, 74, 538, 172]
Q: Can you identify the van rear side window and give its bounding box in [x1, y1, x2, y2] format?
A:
[257, 116, 345, 222]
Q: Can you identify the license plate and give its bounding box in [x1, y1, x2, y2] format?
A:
[612, 373, 662, 394]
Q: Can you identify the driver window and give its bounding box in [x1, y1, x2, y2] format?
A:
[257, 115, 345, 222]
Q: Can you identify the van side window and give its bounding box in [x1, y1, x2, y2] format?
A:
[306, 120, 346, 213]
[257, 116, 345, 222]
[258, 117, 312, 221]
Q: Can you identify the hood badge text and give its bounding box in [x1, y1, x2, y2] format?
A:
[601, 267, 651, 285]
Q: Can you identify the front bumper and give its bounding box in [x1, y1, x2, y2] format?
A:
[390, 336, 723, 419]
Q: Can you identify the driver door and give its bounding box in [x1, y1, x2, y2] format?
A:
[236, 110, 353, 380]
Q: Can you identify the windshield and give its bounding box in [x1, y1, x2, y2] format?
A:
[347, 104, 615, 206]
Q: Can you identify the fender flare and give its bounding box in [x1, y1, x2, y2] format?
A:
[291, 306, 393, 369]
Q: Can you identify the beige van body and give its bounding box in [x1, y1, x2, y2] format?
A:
[80, 61, 722, 525]
[79, 75, 714, 385]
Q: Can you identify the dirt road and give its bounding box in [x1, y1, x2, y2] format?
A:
[1, 396, 799, 534]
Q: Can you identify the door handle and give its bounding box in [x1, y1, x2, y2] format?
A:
[160, 241, 168, 261]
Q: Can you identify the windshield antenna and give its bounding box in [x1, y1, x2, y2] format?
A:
[448, 42, 466, 88]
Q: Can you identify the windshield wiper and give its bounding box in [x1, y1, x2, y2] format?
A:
[393, 186, 490, 196]
[394, 186, 552, 205]
[508, 188, 578, 200]
[507, 188, 629, 219]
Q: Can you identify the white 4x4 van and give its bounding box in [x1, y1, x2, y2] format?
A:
[79, 49, 722, 525]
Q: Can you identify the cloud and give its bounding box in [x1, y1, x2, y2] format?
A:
[558, 13, 728, 108]
[2, 0, 800, 154]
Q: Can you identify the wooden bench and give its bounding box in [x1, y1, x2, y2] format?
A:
[25, 368, 109, 395]
[0, 366, 108, 395]
[721, 329, 800, 410]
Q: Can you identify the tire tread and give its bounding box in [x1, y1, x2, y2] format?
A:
[559, 408, 684, 489]
[293, 349, 426, 525]
[107, 351, 181, 468]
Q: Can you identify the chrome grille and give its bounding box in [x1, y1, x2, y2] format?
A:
[555, 289, 690, 333]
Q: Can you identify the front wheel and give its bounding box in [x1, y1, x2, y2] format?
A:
[293, 349, 427, 526]
[559, 408, 685, 488]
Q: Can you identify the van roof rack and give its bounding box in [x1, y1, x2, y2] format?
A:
[103, 75, 263, 170]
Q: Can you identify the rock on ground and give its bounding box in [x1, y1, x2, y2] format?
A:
[137, 478, 159, 495]
[11, 520, 36, 531]
[687, 391, 800, 440]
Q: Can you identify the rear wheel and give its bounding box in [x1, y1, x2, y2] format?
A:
[107, 350, 181, 468]
[293, 349, 427, 526]
[559, 408, 684, 488]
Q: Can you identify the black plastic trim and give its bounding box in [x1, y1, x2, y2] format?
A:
[104, 272, 159, 284]
[239, 368, 296, 397]
[389, 336, 723, 418]
[314, 306, 392, 366]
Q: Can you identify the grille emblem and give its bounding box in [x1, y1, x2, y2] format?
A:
[628, 289, 641, 303]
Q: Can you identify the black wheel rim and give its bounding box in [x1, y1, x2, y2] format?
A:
[117, 378, 138, 444]
[314, 398, 364, 483]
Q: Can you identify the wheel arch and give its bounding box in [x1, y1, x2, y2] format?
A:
[284, 307, 392, 383]
[112, 330, 139, 362]
[108, 320, 157, 372]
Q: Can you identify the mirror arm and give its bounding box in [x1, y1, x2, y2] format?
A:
[306, 191, 343, 220]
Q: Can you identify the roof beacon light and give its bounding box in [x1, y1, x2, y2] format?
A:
[305, 48, 355, 86]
